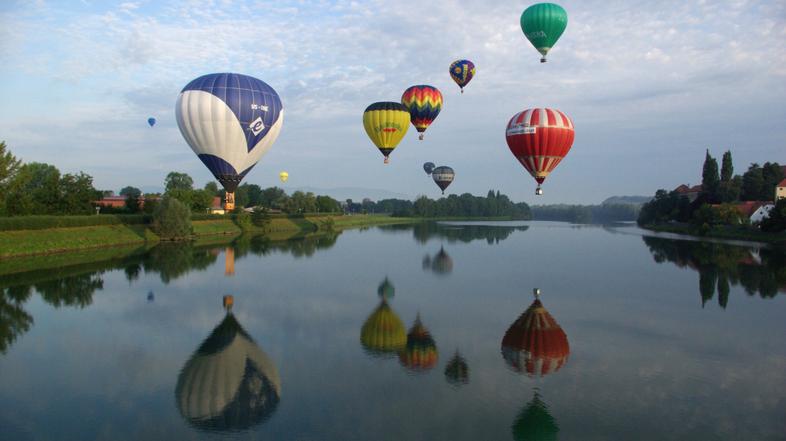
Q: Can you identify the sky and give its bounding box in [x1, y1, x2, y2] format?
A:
[0, 0, 784, 204]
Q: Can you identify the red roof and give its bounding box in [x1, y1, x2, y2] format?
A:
[778, 178, 786, 188]
[688, 184, 703, 192]
[674, 184, 690, 193]
[733, 201, 766, 218]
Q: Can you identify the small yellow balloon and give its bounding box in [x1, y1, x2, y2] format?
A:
[279, 171, 288, 183]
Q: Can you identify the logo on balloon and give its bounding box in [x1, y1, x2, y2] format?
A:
[507, 125, 536, 136]
[527, 30, 547, 39]
[249, 117, 265, 135]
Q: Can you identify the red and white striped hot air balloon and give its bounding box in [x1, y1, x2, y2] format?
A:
[505, 108, 575, 195]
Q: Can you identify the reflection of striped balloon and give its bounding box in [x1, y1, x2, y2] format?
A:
[449, 59, 476, 93]
[505, 108, 574, 188]
[501, 299, 569, 377]
[398, 316, 438, 372]
[401, 85, 443, 139]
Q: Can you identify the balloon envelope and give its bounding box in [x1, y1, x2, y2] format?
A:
[279, 171, 288, 183]
[501, 298, 569, 377]
[423, 162, 435, 175]
[505, 108, 574, 191]
[401, 85, 442, 139]
[398, 315, 438, 372]
[361, 300, 406, 358]
[444, 351, 469, 385]
[175, 73, 284, 193]
[148, 117, 156, 127]
[512, 392, 559, 441]
[363, 102, 410, 162]
[520, 3, 568, 62]
[432, 166, 455, 194]
[449, 59, 476, 92]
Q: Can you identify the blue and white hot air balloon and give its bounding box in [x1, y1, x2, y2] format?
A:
[175, 73, 284, 205]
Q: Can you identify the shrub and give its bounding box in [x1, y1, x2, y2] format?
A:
[152, 197, 192, 240]
[0, 214, 149, 231]
[251, 207, 271, 228]
[233, 210, 252, 231]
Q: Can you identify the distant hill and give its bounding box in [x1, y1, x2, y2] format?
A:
[290, 186, 411, 202]
[602, 195, 652, 206]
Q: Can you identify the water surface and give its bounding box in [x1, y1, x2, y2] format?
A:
[1, 222, 784, 440]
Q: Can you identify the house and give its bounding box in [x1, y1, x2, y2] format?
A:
[208, 196, 226, 215]
[776, 178, 786, 201]
[674, 184, 702, 202]
[750, 204, 775, 224]
[93, 195, 160, 209]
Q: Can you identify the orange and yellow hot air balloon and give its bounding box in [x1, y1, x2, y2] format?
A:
[401, 85, 443, 140]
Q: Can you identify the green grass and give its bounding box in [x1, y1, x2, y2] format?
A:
[0, 224, 158, 259]
[191, 220, 242, 236]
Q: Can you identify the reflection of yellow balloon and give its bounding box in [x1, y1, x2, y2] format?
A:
[279, 171, 288, 183]
[360, 300, 406, 358]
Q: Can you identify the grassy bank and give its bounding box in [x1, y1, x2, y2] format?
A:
[0, 214, 417, 259]
[642, 223, 786, 245]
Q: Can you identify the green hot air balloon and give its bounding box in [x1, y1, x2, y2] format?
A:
[520, 3, 568, 63]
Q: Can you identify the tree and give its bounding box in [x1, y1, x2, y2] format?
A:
[121, 186, 142, 213]
[4, 163, 61, 215]
[164, 172, 194, 192]
[720, 151, 733, 182]
[152, 196, 192, 240]
[251, 206, 271, 228]
[761, 162, 783, 201]
[741, 163, 764, 201]
[760, 199, 786, 232]
[0, 141, 20, 198]
[316, 195, 340, 213]
[204, 181, 219, 195]
[190, 189, 214, 213]
[701, 149, 720, 203]
[59, 172, 100, 214]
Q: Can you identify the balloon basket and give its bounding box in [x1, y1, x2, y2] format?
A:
[533, 288, 541, 298]
[384, 157, 390, 164]
[419, 133, 424, 140]
[535, 187, 543, 196]
[540, 57, 547, 63]
[460, 89, 464, 94]
[223, 295, 234, 310]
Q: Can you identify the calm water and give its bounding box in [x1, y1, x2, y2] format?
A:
[1, 222, 784, 440]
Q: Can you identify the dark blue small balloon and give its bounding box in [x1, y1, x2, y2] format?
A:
[148, 117, 156, 127]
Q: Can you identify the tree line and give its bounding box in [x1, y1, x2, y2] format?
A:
[637, 150, 786, 232]
[346, 191, 531, 219]
[530, 203, 639, 223]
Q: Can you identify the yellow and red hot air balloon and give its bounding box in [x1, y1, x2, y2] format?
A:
[501, 289, 569, 377]
[505, 108, 575, 195]
[363, 102, 410, 164]
[399, 315, 438, 372]
[401, 85, 443, 140]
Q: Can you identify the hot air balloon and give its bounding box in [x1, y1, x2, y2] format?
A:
[401, 85, 443, 140]
[279, 171, 288, 183]
[363, 102, 410, 164]
[505, 108, 574, 195]
[398, 314, 438, 372]
[148, 117, 156, 127]
[444, 351, 469, 386]
[520, 3, 568, 63]
[175, 73, 284, 211]
[423, 162, 435, 175]
[175, 298, 281, 431]
[512, 391, 559, 441]
[432, 166, 455, 194]
[361, 278, 406, 358]
[501, 289, 570, 377]
[449, 59, 476, 93]
[430, 246, 453, 275]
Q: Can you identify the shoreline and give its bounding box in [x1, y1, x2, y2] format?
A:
[640, 223, 786, 246]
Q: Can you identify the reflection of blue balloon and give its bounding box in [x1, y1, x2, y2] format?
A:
[148, 117, 156, 127]
[175, 73, 284, 192]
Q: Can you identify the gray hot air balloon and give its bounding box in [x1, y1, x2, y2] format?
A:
[431, 166, 454, 194]
[175, 303, 280, 432]
[423, 162, 435, 175]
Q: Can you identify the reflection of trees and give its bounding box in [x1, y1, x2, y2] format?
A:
[380, 222, 528, 244]
[0, 286, 33, 353]
[34, 273, 103, 308]
[141, 243, 218, 284]
[643, 236, 786, 307]
[233, 232, 341, 260]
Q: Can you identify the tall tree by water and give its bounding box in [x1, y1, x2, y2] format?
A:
[741, 164, 764, 201]
[165, 172, 194, 192]
[761, 162, 783, 200]
[721, 151, 733, 182]
[701, 150, 720, 203]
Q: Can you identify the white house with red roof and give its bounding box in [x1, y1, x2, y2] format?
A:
[776, 178, 786, 201]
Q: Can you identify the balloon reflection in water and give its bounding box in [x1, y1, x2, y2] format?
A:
[422, 246, 453, 276]
[501, 289, 569, 377]
[512, 390, 559, 441]
[444, 351, 469, 386]
[360, 278, 406, 358]
[399, 314, 438, 372]
[175, 297, 280, 432]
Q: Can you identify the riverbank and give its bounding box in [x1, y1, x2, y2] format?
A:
[0, 214, 417, 259]
[641, 223, 786, 245]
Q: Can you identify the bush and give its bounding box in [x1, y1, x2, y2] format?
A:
[152, 197, 192, 240]
[251, 207, 271, 228]
[0, 214, 150, 231]
[233, 210, 252, 231]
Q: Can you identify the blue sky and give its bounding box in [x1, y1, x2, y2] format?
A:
[1, 0, 785, 203]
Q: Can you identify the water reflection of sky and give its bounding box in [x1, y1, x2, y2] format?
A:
[0, 223, 784, 440]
